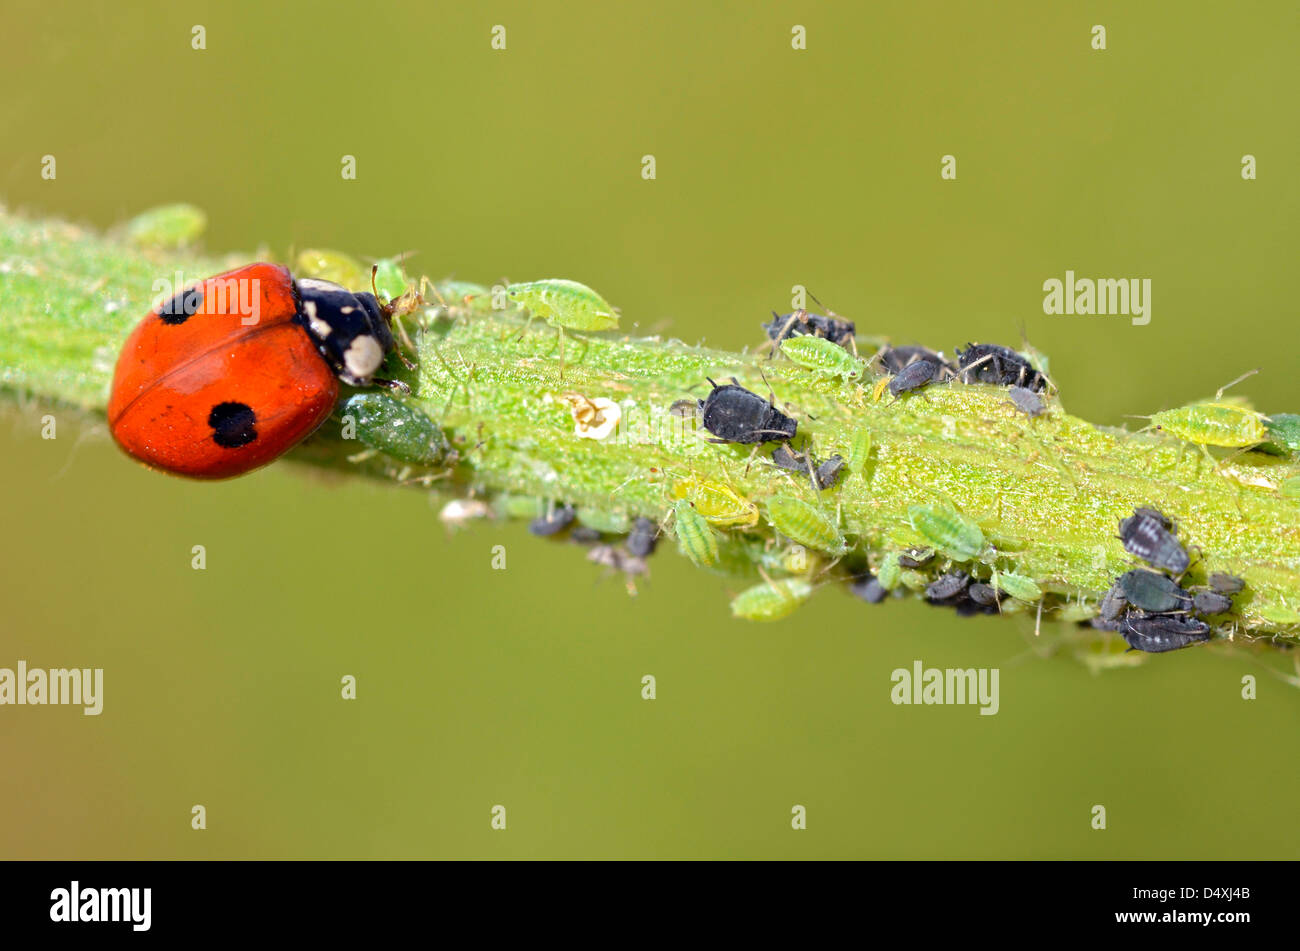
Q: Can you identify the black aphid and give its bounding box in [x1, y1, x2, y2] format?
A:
[956, 343, 1047, 392]
[1098, 585, 1128, 622]
[815, 455, 846, 490]
[1118, 507, 1190, 575]
[898, 548, 935, 569]
[762, 309, 856, 346]
[1192, 590, 1233, 615]
[1120, 613, 1212, 653]
[697, 377, 798, 445]
[967, 582, 998, 606]
[1207, 572, 1245, 595]
[569, 526, 602, 544]
[925, 571, 970, 602]
[1007, 386, 1045, 417]
[771, 447, 844, 491]
[850, 575, 888, 604]
[888, 359, 938, 397]
[875, 345, 951, 375]
[1117, 569, 1192, 613]
[528, 504, 576, 537]
[626, 516, 660, 558]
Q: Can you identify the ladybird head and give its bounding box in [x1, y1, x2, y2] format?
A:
[295, 278, 396, 386]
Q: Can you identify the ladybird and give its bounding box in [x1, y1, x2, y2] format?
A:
[108, 263, 407, 479]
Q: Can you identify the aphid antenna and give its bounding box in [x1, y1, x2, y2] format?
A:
[1214, 367, 1260, 400]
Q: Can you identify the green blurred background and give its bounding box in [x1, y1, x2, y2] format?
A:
[2, 0, 1298, 858]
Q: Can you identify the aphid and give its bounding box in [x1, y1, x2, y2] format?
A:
[1117, 569, 1191, 613]
[626, 516, 660, 558]
[762, 307, 856, 347]
[925, 571, 970, 602]
[529, 504, 576, 537]
[850, 574, 888, 604]
[876, 552, 903, 590]
[897, 548, 935, 569]
[1192, 590, 1233, 615]
[1007, 386, 1045, 418]
[992, 569, 1043, 603]
[1098, 585, 1128, 622]
[670, 476, 760, 528]
[587, 544, 648, 577]
[673, 499, 720, 567]
[888, 359, 938, 397]
[1259, 413, 1300, 455]
[570, 526, 603, 544]
[1118, 506, 1189, 575]
[956, 343, 1046, 392]
[815, 455, 846, 490]
[341, 392, 450, 466]
[1152, 402, 1269, 449]
[669, 398, 699, 420]
[765, 496, 846, 555]
[1256, 603, 1300, 626]
[294, 248, 369, 290]
[846, 428, 872, 481]
[697, 377, 798, 444]
[908, 504, 985, 562]
[874, 344, 949, 375]
[730, 578, 813, 622]
[1120, 614, 1212, 653]
[967, 583, 998, 606]
[779, 335, 862, 383]
[898, 569, 930, 591]
[504, 278, 619, 377]
[123, 203, 207, 249]
[1207, 572, 1245, 595]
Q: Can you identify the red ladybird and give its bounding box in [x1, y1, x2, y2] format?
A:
[108, 263, 407, 479]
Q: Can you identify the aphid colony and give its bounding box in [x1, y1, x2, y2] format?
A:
[1086, 506, 1242, 653]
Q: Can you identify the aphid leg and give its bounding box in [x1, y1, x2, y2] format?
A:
[765, 311, 802, 361]
[347, 447, 379, 464]
[957, 352, 993, 384]
[1034, 598, 1044, 637]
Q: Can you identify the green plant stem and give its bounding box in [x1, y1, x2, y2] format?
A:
[3, 207, 1299, 649]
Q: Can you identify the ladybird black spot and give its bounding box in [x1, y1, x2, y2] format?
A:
[158, 287, 204, 325]
[208, 401, 258, 448]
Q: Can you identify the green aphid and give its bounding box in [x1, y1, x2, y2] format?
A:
[779, 335, 862, 383]
[505, 279, 619, 331]
[765, 496, 846, 555]
[430, 280, 496, 320]
[1281, 476, 1300, 500]
[1057, 601, 1098, 624]
[505, 278, 619, 377]
[674, 499, 719, 568]
[730, 578, 813, 622]
[1256, 603, 1300, 627]
[898, 569, 929, 591]
[295, 249, 369, 290]
[876, 552, 902, 590]
[991, 569, 1042, 603]
[908, 504, 985, 562]
[1258, 413, 1300, 456]
[846, 428, 872, 481]
[342, 393, 449, 466]
[124, 203, 207, 249]
[1152, 401, 1268, 449]
[496, 494, 546, 521]
[370, 257, 414, 302]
